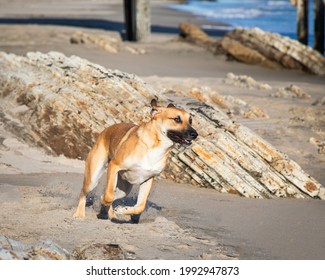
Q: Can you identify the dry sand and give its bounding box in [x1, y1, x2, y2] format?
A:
[0, 1, 325, 260]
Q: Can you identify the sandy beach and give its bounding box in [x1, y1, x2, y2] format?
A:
[0, 0, 325, 260]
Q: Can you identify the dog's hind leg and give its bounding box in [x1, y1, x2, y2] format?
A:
[73, 143, 108, 219]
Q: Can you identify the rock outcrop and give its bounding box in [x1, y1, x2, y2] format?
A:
[225, 28, 325, 75]
[69, 30, 145, 54]
[72, 243, 136, 260]
[0, 51, 323, 199]
[179, 22, 219, 53]
[0, 236, 137, 260]
[0, 236, 70, 260]
[179, 22, 325, 75]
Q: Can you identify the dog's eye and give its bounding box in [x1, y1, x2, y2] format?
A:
[173, 116, 182, 124]
[189, 116, 192, 125]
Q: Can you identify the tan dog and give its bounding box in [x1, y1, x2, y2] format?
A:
[73, 99, 198, 221]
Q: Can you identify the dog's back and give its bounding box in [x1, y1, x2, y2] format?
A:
[97, 123, 137, 159]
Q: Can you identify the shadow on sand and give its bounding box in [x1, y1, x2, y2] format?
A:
[0, 17, 227, 39]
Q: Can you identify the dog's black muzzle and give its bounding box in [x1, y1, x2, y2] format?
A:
[167, 128, 198, 146]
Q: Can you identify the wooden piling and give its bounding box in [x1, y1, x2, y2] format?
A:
[297, 0, 309, 45]
[124, 0, 137, 41]
[136, 0, 151, 42]
[314, 0, 325, 54]
[124, 0, 151, 42]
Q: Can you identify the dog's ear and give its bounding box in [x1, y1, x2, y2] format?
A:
[167, 103, 176, 108]
[150, 99, 161, 117]
[151, 99, 158, 108]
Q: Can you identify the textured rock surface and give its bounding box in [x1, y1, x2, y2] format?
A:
[72, 243, 137, 260]
[220, 37, 282, 69]
[0, 236, 136, 260]
[223, 72, 272, 90]
[225, 28, 325, 76]
[179, 22, 216, 47]
[0, 236, 70, 260]
[0, 51, 323, 199]
[271, 84, 311, 99]
[179, 22, 325, 75]
[70, 30, 145, 54]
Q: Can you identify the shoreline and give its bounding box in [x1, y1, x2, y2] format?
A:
[0, 0, 231, 38]
[164, 0, 322, 48]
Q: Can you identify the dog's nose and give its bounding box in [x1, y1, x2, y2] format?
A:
[189, 129, 198, 139]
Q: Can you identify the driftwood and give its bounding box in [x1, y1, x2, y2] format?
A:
[0, 51, 324, 199]
[179, 22, 325, 75]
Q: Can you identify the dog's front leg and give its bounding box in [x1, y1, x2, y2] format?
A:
[115, 177, 154, 218]
[97, 161, 120, 220]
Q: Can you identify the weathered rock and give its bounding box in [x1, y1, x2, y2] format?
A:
[69, 31, 145, 54]
[223, 72, 272, 90]
[225, 28, 325, 75]
[220, 37, 282, 69]
[0, 51, 323, 199]
[188, 85, 269, 119]
[312, 96, 325, 106]
[0, 236, 70, 260]
[271, 84, 311, 99]
[179, 22, 225, 54]
[179, 22, 325, 75]
[70, 31, 120, 53]
[310, 138, 325, 154]
[72, 243, 136, 260]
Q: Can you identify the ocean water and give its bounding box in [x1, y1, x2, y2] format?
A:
[168, 0, 318, 46]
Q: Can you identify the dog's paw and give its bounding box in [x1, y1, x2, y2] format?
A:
[73, 211, 85, 219]
[114, 205, 129, 215]
[97, 204, 109, 220]
[97, 212, 109, 220]
[112, 206, 133, 223]
[131, 214, 140, 224]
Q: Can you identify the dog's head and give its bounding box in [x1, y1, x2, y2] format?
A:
[150, 99, 198, 146]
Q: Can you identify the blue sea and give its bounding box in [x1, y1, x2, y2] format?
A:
[168, 0, 318, 46]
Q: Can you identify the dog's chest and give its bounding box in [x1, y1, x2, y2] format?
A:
[121, 147, 168, 185]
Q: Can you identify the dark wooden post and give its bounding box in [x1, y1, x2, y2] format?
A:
[314, 0, 325, 54]
[124, 0, 137, 41]
[124, 0, 136, 41]
[123, 0, 151, 42]
[297, 0, 309, 45]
